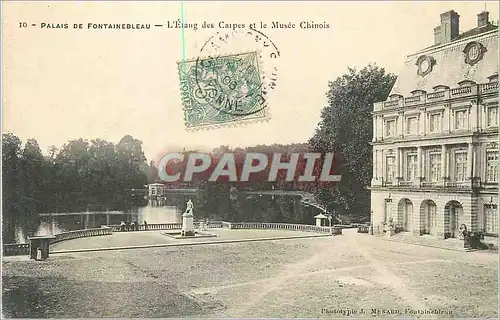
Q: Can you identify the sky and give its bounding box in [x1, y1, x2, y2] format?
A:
[2, 1, 499, 162]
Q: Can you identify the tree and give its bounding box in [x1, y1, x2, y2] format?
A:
[2, 133, 23, 241]
[309, 64, 396, 221]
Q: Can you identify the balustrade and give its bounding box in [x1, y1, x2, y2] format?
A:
[3, 220, 344, 256]
[3, 243, 30, 256]
[450, 86, 472, 97]
[427, 91, 447, 100]
[380, 82, 495, 110]
[51, 227, 113, 244]
[384, 100, 401, 108]
[479, 82, 498, 94]
[215, 221, 333, 234]
[404, 95, 424, 105]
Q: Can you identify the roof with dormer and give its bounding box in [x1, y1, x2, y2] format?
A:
[389, 24, 498, 97]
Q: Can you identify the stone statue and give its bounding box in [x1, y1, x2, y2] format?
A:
[459, 223, 467, 240]
[181, 199, 195, 236]
[387, 217, 395, 237]
[185, 199, 194, 214]
[388, 217, 394, 227]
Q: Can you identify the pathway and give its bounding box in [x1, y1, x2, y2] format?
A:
[3, 229, 497, 318]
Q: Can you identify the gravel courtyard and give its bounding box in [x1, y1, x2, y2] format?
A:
[2, 229, 498, 318]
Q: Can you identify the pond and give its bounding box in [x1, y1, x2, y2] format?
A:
[8, 193, 321, 244]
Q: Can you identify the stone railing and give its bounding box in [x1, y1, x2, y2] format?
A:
[479, 82, 499, 94]
[377, 82, 495, 111]
[225, 222, 337, 235]
[50, 227, 113, 244]
[3, 227, 113, 256]
[107, 221, 339, 235]
[357, 225, 370, 233]
[404, 95, 423, 106]
[3, 220, 346, 257]
[3, 243, 30, 256]
[107, 223, 183, 232]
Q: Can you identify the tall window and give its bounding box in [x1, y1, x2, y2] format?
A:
[429, 153, 441, 182]
[386, 120, 396, 137]
[484, 205, 498, 234]
[406, 117, 417, 135]
[455, 110, 467, 130]
[386, 156, 396, 182]
[486, 151, 498, 183]
[406, 154, 418, 181]
[429, 114, 441, 133]
[454, 151, 467, 182]
[487, 107, 498, 127]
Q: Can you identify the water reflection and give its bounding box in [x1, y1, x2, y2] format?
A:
[14, 206, 180, 243]
[11, 194, 319, 243]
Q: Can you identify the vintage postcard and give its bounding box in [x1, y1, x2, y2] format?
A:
[1, 1, 499, 319]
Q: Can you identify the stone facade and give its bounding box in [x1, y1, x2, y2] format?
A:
[370, 10, 499, 239]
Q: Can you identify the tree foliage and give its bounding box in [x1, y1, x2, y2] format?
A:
[1, 133, 151, 242]
[309, 65, 396, 221]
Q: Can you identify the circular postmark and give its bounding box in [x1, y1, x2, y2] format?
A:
[191, 28, 280, 117]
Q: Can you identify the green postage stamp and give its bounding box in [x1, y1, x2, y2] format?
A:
[177, 51, 270, 130]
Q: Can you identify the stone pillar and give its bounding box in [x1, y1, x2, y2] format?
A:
[445, 103, 452, 133]
[398, 113, 404, 137]
[395, 148, 401, 180]
[441, 145, 447, 180]
[373, 116, 377, 142]
[472, 143, 478, 178]
[417, 147, 422, 182]
[471, 101, 478, 132]
[419, 108, 426, 136]
[372, 150, 377, 179]
[467, 143, 474, 180]
[106, 213, 110, 226]
[480, 103, 486, 131]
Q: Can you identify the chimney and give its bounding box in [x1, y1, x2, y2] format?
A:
[434, 10, 460, 45]
[478, 11, 490, 28]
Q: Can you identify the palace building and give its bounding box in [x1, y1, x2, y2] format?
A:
[370, 10, 499, 239]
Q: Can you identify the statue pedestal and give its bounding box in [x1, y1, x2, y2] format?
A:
[181, 210, 195, 236]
